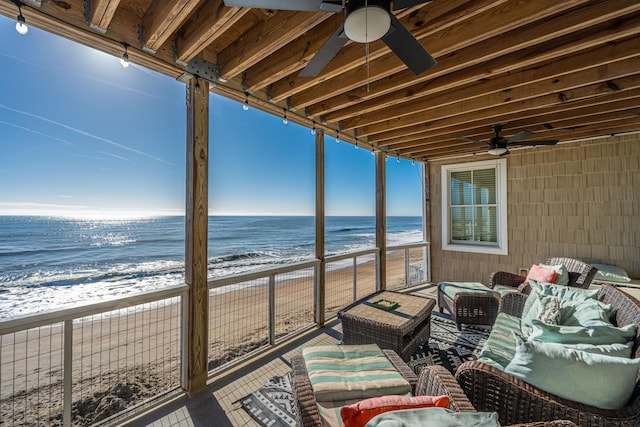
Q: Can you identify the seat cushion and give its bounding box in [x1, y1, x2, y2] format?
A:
[505, 335, 640, 410]
[477, 312, 520, 370]
[302, 344, 412, 402]
[439, 282, 498, 299]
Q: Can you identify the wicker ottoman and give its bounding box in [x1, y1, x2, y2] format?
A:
[338, 290, 436, 361]
[437, 282, 501, 330]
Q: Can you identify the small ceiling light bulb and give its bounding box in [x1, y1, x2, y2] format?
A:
[282, 109, 288, 125]
[15, 13, 27, 35]
[311, 121, 316, 135]
[397, 156, 401, 164]
[120, 43, 129, 68]
[335, 131, 340, 143]
[243, 94, 249, 111]
[411, 159, 415, 166]
[354, 139, 359, 150]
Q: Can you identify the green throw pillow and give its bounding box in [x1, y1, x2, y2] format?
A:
[592, 263, 632, 283]
[561, 341, 634, 358]
[529, 279, 599, 301]
[365, 407, 500, 427]
[505, 335, 640, 410]
[562, 299, 613, 327]
[539, 263, 570, 286]
[529, 319, 636, 345]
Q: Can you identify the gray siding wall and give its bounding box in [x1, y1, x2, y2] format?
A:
[429, 133, 640, 284]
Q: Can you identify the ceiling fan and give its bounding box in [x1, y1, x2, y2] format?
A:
[459, 124, 559, 156]
[222, 0, 437, 77]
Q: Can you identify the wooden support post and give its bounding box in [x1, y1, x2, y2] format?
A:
[422, 161, 432, 282]
[422, 161, 431, 243]
[185, 76, 209, 393]
[315, 130, 326, 326]
[376, 151, 387, 291]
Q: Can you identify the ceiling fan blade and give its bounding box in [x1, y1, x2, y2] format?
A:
[381, 14, 436, 75]
[458, 137, 488, 145]
[509, 140, 559, 146]
[223, 0, 341, 12]
[299, 24, 348, 77]
[392, 0, 432, 11]
[505, 130, 532, 144]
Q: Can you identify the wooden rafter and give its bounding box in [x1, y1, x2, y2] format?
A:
[0, 0, 638, 161]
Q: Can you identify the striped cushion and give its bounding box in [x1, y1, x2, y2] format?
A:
[302, 344, 411, 402]
[477, 313, 521, 371]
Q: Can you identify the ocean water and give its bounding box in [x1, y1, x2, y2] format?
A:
[0, 216, 423, 319]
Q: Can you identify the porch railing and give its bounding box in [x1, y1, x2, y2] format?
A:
[0, 242, 430, 425]
[0, 285, 187, 427]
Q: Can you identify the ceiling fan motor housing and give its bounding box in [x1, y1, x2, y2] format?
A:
[344, 0, 392, 43]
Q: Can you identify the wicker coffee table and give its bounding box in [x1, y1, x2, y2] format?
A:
[337, 290, 436, 361]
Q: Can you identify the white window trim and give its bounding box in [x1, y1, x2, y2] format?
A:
[441, 158, 508, 255]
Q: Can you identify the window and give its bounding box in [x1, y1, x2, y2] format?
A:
[441, 159, 507, 255]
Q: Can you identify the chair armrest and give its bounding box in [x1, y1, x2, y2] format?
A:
[498, 292, 528, 317]
[489, 271, 526, 289]
[416, 365, 475, 412]
[291, 354, 322, 427]
[455, 360, 639, 426]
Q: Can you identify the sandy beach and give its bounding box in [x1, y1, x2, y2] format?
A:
[0, 253, 423, 426]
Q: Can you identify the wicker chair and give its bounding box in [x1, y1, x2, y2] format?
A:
[455, 284, 640, 426]
[489, 257, 598, 293]
[291, 351, 577, 427]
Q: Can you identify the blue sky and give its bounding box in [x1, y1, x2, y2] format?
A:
[0, 15, 423, 217]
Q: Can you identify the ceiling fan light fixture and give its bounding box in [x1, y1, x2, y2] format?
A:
[488, 145, 508, 156]
[344, 2, 390, 43]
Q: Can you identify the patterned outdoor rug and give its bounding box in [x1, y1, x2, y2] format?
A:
[239, 312, 490, 427]
[239, 372, 298, 427]
[408, 311, 490, 375]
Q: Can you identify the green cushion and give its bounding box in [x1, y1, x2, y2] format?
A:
[562, 299, 612, 327]
[477, 312, 520, 370]
[592, 263, 632, 283]
[539, 263, 570, 286]
[505, 335, 640, 409]
[529, 279, 599, 301]
[529, 319, 637, 345]
[365, 407, 500, 427]
[521, 280, 600, 335]
[302, 344, 411, 402]
[439, 282, 498, 300]
[561, 341, 634, 358]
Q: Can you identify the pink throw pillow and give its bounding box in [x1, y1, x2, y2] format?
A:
[340, 395, 450, 427]
[526, 264, 557, 284]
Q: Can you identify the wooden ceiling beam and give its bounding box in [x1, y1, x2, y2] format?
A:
[282, 0, 589, 110]
[320, 2, 640, 122]
[244, 14, 343, 93]
[410, 118, 640, 159]
[395, 106, 640, 155]
[373, 87, 640, 144]
[88, 0, 122, 32]
[382, 96, 640, 151]
[362, 70, 640, 142]
[374, 73, 640, 154]
[267, 0, 502, 103]
[352, 41, 640, 135]
[218, 11, 331, 80]
[142, 0, 203, 53]
[175, 0, 251, 64]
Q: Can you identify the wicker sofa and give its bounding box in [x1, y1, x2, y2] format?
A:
[455, 284, 640, 426]
[489, 257, 598, 293]
[291, 353, 577, 427]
